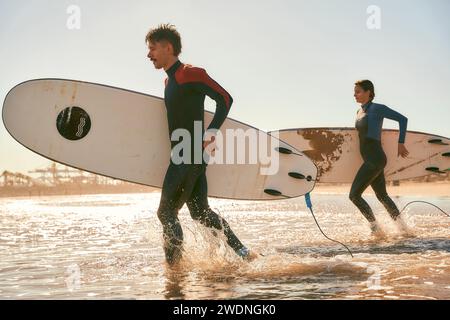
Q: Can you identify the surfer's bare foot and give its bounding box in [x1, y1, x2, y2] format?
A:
[164, 244, 184, 267]
[394, 217, 415, 238]
[245, 250, 259, 262]
[370, 222, 387, 240]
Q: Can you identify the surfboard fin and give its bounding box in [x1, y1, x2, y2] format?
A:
[264, 189, 283, 197]
[425, 166, 446, 174]
[275, 147, 293, 154]
[428, 138, 449, 145]
[275, 147, 303, 157]
[288, 172, 314, 182]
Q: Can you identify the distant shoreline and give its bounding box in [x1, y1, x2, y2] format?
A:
[0, 184, 157, 198]
[314, 181, 449, 197]
[1, 181, 448, 199]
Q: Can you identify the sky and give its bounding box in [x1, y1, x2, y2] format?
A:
[1, 0, 449, 175]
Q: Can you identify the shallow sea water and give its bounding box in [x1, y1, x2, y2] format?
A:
[0, 191, 449, 300]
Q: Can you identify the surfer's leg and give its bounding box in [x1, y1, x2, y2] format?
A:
[371, 171, 401, 220]
[186, 171, 246, 254]
[157, 163, 188, 265]
[349, 161, 384, 223]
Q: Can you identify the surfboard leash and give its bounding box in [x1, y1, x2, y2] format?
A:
[263, 189, 353, 257]
[299, 196, 449, 258]
[304, 193, 354, 258]
[398, 200, 449, 217]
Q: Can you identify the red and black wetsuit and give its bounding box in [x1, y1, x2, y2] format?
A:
[164, 59, 233, 163]
[157, 60, 246, 264]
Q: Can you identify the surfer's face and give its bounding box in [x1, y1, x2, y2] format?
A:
[354, 85, 371, 105]
[147, 41, 172, 70]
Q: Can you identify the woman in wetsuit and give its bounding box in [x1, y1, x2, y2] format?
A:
[350, 80, 410, 237]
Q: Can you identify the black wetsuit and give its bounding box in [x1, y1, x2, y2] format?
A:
[157, 60, 245, 264]
[350, 102, 408, 223]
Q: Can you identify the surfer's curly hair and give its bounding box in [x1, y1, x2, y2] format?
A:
[145, 23, 182, 56]
[355, 80, 375, 101]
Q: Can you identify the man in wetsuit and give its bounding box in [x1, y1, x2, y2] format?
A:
[351, 79, 410, 237]
[145, 24, 255, 265]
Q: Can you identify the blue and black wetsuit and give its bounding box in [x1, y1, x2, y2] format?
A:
[350, 102, 408, 223]
[157, 60, 246, 264]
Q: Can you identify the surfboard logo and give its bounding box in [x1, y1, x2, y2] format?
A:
[56, 106, 91, 141]
[76, 117, 86, 137]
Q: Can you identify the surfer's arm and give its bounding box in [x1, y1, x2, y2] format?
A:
[188, 67, 233, 130]
[378, 104, 408, 143]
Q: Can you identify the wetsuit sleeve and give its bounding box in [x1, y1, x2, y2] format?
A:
[189, 68, 233, 131]
[377, 104, 408, 143]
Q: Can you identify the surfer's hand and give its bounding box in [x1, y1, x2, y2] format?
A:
[203, 135, 216, 154]
[398, 143, 409, 158]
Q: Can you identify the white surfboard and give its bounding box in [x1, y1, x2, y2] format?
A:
[2, 79, 317, 200]
[270, 128, 449, 183]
